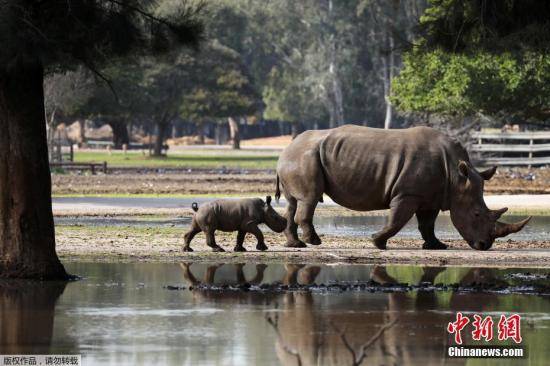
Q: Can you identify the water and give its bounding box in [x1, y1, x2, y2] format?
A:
[54, 214, 550, 241]
[313, 214, 550, 241]
[1, 262, 549, 365]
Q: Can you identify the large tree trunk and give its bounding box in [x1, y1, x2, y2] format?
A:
[78, 119, 87, 145]
[382, 32, 395, 129]
[196, 120, 205, 144]
[0, 61, 68, 279]
[107, 118, 130, 149]
[153, 121, 169, 156]
[228, 117, 240, 149]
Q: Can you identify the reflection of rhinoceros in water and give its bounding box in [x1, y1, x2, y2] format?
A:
[272, 267, 502, 366]
[276, 125, 530, 250]
[180, 262, 319, 305]
[180, 263, 503, 366]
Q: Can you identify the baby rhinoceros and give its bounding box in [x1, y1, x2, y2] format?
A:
[183, 196, 287, 252]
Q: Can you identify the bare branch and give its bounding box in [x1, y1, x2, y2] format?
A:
[331, 317, 399, 366]
[265, 313, 302, 366]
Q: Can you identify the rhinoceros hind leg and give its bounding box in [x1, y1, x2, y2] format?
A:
[372, 198, 417, 249]
[234, 230, 247, 252]
[205, 228, 225, 252]
[296, 201, 321, 245]
[416, 210, 448, 250]
[283, 196, 307, 248]
[183, 222, 201, 252]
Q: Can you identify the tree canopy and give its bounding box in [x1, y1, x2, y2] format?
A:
[1, 0, 203, 72]
[392, 0, 550, 126]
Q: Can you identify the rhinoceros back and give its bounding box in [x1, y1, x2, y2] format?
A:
[319, 125, 459, 211]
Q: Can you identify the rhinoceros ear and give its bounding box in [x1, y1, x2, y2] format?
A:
[266, 196, 272, 206]
[458, 161, 470, 178]
[478, 166, 497, 180]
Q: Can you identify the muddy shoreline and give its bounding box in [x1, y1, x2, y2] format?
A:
[165, 279, 550, 296]
[55, 225, 550, 267]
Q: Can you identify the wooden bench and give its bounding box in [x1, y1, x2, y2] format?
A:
[50, 161, 108, 174]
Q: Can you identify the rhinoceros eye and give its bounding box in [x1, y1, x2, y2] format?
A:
[474, 211, 480, 217]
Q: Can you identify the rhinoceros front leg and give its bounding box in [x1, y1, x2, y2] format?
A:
[234, 230, 247, 252]
[246, 224, 268, 251]
[296, 200, 322, 245]
[283, 196, 307, 248]
[416, 209, 448, 250]
[371, 197, 417, 249]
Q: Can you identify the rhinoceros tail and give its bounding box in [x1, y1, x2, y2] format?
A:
[191, 202, 199, 212]
[275, 174, 281, 203]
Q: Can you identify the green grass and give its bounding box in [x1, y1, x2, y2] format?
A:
[74, 150, 278, 169]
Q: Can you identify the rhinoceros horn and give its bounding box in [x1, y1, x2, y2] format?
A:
[494, 216, 532, 238]
[491, 207, 508, 220]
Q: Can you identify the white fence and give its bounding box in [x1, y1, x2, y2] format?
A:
[471, 131, 550, 166]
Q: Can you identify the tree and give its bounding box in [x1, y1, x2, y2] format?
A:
[356, 0, 423, 129]
[392, 50, 550, 124]
[210, 0, 424, 130]
[392, 0, 550, 127]
[179, 41, 262, 149]
[263, 67, 325, 138]
[140, 56, 196, 156]
[0, 1, 203, 279]
[80, 63, 146, 149]
[44, 68, 93, 145]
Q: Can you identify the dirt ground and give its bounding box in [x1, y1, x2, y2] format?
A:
[52, 165, 550, 267]
[240, 135, 292, 147]
[52, 166, 550, 195]
[53, 204, 550, 268]
[55, 224, 550, 267]
[52, 172, 273, 195]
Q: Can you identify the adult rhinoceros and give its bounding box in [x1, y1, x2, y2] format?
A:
[275, 125, 530, 251]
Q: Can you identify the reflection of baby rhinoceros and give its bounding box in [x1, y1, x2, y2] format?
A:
[183, 196, 287, 252]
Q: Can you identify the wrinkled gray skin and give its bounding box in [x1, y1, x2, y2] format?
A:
[183, 196, 287, 252]
[276, 125, 530, 251]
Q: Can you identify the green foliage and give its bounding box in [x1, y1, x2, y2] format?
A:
[201, 0, 423, 128]
[393, 44, 550, 121]
[392, 0, 550, 124]
[79, 63, 145, 119]
[180, 41, 262, 121]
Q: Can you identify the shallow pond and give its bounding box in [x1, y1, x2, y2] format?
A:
[1, 262, 549, 365]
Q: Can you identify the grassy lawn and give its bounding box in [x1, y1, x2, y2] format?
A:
[74, 150, 279, 169]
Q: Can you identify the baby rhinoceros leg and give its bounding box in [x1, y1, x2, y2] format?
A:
[205, 227, 225, 252]
[183, 219, 201, 252]
[233, 230, 247, 252]
[246, 224, 268, 251]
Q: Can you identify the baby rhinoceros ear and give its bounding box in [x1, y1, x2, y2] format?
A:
[265, 195, 272, 206]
